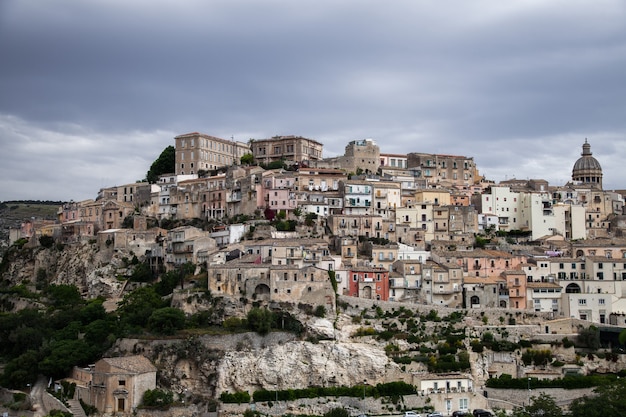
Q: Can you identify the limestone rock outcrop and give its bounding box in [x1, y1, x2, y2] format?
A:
[215, 340, 398, 394]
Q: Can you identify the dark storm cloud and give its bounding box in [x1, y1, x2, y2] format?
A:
[1, 0, 625, 201]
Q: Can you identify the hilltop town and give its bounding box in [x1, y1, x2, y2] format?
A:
[2, 134, 626, 417]
[13, 134, 626, 322]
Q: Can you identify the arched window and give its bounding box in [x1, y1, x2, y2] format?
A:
[566, 283, 581, 293]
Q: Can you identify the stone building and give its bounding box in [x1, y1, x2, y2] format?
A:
[207, 253, 335, 310]
[406, 152, 480, 188]
[72, 355, 157, 414]
[315, 138, 380, 174]
[422, 261, 464, 308]
[250, 135, 324, 166]
[347, 265, 390, 300]
[175, 132, 250, 175]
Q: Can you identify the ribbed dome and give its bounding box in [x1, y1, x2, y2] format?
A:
[572, 139, 603, 188]
[573, 141, 602, 171]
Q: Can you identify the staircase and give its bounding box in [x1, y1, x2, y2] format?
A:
[66, 399, 88, 417]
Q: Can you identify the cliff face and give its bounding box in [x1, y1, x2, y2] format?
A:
[1, 241, 132, 300]
[216, 339, 397, 393]
[108, 319, 401, 400]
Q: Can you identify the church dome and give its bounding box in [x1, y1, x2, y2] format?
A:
[572, 139, 602, 188]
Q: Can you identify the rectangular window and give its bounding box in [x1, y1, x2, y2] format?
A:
[459, 398, 468, 410]
[578, 299, 587, 305]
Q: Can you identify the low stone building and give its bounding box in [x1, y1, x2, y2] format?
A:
[72, 355, 156, 414]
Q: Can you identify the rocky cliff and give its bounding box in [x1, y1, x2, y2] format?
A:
[1, 240, 139, 302]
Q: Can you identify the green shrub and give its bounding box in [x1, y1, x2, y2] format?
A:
[142, 389, 174, 408]
[314, 305, 326, 318]
[323, 407, 350, 417]
[220, 391, 251, 404]
[39, 235, 54, 248]
[354, 327, 377, 337]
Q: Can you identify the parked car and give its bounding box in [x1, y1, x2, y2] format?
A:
[404, 412, 421, 417]
[472, 410, 493, 417]
[452, 412, 469, 417]
[428, 412, 444, 417]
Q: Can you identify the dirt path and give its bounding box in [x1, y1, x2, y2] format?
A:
[29, 376, 49, 417]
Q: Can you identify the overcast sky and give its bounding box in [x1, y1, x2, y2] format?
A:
[1, 0, 625, 202]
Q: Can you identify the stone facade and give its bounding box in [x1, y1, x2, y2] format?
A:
[72, 355, 156, 414]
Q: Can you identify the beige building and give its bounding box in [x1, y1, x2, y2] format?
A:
[371, 180, 402, 219]
[250, 135, 323, 166]
[207, 253, 335, 310]
[406, 152, 480, 188]
[315, 138, 380, 174]
[422, 261, 464, 308]
[166, 226, 216, 267]
[175, 132, 250, 175]
[328, 214, 383, 239]
[389, 258, 423, 302]
[72, 355, 157, 414]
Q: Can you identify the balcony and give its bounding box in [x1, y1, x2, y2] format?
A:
[375, 191, 387, 198]
[434, 288, 461, 295]
[226, 192, 242, 203]
[172, 244, 193, 254]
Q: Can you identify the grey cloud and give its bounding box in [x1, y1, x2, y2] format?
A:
[1, 0, 625, 200]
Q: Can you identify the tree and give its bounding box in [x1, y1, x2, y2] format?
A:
[117, 287, 167, 329]
[577, 325, 600, 349]
[0, 349, 40, 388]
[510, 392, 562, 417]
[146, 145, 175, 183]
[130, 262, 153, 282]
[569, 378, 626, 417]
[45, 284, 84, 309]
[39, 235, 54, 248]
[247, 307, 273, 335]
[305, 212, 317, 227]
[240, 153, 254, 165]
[147, 307, 186, 335]
[38, 339, 96, 379]
[142, 388, 174, 408]
[618, 328, 626, 346]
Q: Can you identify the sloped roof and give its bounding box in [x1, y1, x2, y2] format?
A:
[101, 355, 156, 374]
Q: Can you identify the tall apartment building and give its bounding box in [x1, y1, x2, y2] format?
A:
[175, 132, 250, 175]
[249, 135, 323, 166]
